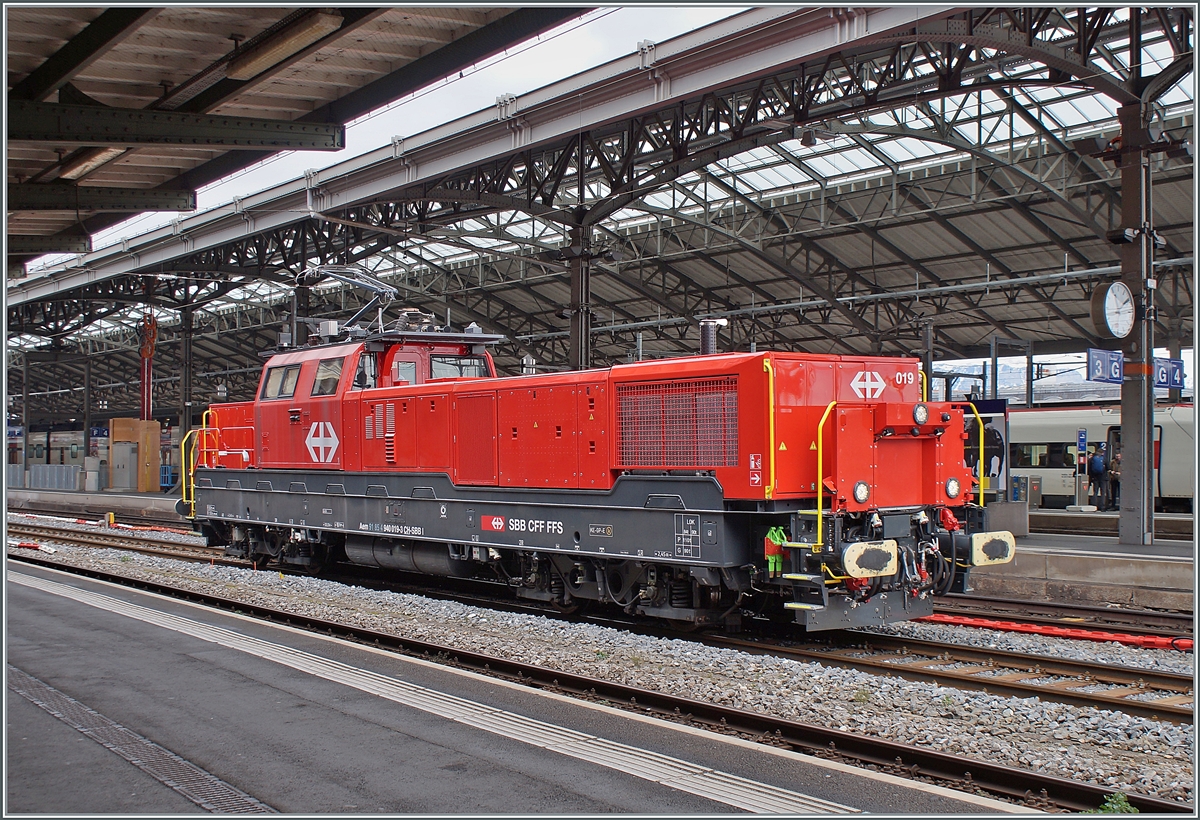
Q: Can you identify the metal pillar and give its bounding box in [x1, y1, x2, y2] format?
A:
[180, 307, 193, 437]
[989, 339, 999, 400]
[1025, 347, 1034, 407]
[138, 313, 158, 421]
[22, 358, 29, 474]
[1117, 102, 1155, 547]
[568, 225, 591, 371]
[82, 358, 91, 459]
[921, 322, 934, 399]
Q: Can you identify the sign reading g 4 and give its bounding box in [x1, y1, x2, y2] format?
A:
[850, 370, 886, 399]
[305, 421, 340, 463]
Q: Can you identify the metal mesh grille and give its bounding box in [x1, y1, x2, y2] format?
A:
[617, 378, 738, 467]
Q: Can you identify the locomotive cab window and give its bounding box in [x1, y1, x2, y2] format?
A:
[311, 357, 345, 396]
[352, 353, 377, 390]
[392, 360, 417, 385]
[261, 364, 301, 399]
[430, 354, 490, 379]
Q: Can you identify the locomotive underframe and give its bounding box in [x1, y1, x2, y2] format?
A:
[192, 469, 973, 630]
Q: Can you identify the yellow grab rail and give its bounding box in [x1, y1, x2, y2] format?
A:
[814, 400, 837, 547]
[962, 401, 986, 508]
[918, 368, 928, 402]
[763, 357, 776, 499]
[180, 429, 199, 518]
[180, 409, 217, 519]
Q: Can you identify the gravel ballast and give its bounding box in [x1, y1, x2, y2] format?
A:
[7, 521, 1194, 806]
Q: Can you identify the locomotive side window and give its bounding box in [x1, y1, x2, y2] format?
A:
[392, 360, 417, 385]
[311, 357, 345, 396]
[430, 355, 489, 379]
[352, 353, 377, 389]
[262, 364, 301, 399]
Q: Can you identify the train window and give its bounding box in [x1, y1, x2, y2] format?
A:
[430, 355, 489, 379]
[311, 357, 345, 396]
[353, 353, 377, 390]
[262, 364, 301, 399]
[392, 360, 417, 385]
[1011, 444, 1046, 468]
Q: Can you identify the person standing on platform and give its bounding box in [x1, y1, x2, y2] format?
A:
[1106, 451, 1122, 511]
[1088, 446, 1108, 509]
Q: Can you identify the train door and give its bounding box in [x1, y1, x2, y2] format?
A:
[256, 361, 302, 467]
[300, 355, 346, 469]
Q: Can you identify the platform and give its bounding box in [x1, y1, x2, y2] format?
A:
[8, 561, 1015, 815]
[1029, 509, 1192, 541]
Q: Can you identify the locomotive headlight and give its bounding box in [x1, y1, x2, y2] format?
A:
[945, 477, 961, 499]
[912, 403, 929, 425]
[853, 481, 871, 504]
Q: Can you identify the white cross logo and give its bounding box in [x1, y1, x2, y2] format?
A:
[305, 421, 340, 463]
[850, 370, 886, 399]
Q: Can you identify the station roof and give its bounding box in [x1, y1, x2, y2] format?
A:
[6, 6, 587, 262]
[6, 7, 1195, 423]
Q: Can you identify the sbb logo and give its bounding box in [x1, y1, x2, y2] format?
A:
[482, 515, 506, 532]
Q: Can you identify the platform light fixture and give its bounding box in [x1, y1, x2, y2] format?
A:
[226, 11, 343, 81]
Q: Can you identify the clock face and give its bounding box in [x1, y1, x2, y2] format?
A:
[1104, 282, 1135, 338]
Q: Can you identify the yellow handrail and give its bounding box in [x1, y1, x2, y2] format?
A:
[180, 429, 198, 518]
[963, 401, 986, 508]
[180, 409, 217, 519]
[763, 357, 776, 500]
[918, 368, 928, 402]
[814, 400, 837, 547]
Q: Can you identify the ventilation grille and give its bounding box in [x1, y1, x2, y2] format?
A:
[385, 402, 396, 463]
[617, 378, 738, 467]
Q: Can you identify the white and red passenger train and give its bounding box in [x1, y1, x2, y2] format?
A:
[184, 311, 1013, 630]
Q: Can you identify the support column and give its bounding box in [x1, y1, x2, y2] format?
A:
[921, 322, 934, 400]
[180, 307, 193, 437]
[22, 358, 29, 474]
[1025, 343, 1034, 407]
[82, 358, 92, 460]
[568, 226, 591, 371]
[1117, 102, 1155, 547]
[989, 338, 999, 400]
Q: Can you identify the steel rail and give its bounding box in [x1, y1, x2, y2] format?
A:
[8, 553, 1191, 814]
[705, 634, 1193, 724]
[937, 593, 1194, 638]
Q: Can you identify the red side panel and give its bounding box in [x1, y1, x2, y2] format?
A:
[576, 382, 612, 489]
[833, 405, 876, 506]
[455, 392, 498, 485]
[416, 393, 451, 470]
[497, 384, 578, 487]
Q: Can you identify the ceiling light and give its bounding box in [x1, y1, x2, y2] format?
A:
[226, 11, 343, 81]
[60, 147, 126, 180]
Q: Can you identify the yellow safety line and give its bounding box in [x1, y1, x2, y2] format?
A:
[815, 400, 837, 547]
[763, 357, 776, 499]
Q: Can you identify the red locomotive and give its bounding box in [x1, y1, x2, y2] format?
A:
[185, 296, 1013, 630]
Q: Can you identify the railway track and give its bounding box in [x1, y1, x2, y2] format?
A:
[936, 593, 1193, 639]
[710, 634, 1192, 724]
[9, 520, 1193, 723]
[8, 551, 1190, 814]
[6, 523, 233, 565]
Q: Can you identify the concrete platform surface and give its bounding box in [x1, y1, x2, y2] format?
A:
[7, 562, 1017, 815]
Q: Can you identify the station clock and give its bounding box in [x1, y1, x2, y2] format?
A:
[1090, 280, 1136, 339]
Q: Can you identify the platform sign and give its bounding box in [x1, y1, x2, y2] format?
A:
[1086, 348, 1124, 384]
[1076, 428, 1088, 472]
[1153, 357, 1186, 390]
